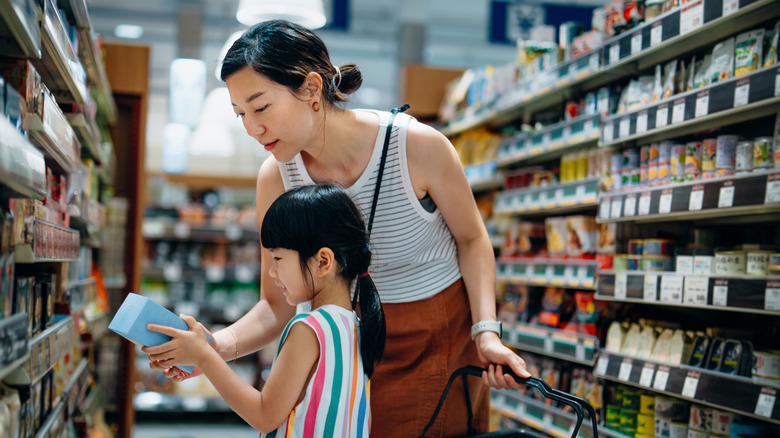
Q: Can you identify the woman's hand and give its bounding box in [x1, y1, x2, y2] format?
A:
[142, 315, 216, 373]
[475, 331, 532, 390]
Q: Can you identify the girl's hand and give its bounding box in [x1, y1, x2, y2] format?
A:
[142, 315, 214, 370]
[474, 332, 532, 390]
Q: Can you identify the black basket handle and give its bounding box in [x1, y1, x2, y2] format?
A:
[421, 365, 599, 438]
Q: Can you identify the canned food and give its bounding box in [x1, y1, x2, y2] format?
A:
[611, 153, 623, 172]
[628, 239, 644, 255]
[657, 163, 671, 184]
[754, 136, 774, 168]
[670, 145, 686, 182]
[736, 141, 754, 172]
[701, 138, 717, 171]
[716, 135, 739, 169]
[628, 256, 642, 271]
[614, 254, 629, 271]
[746, 250, 772, 275]
[715, 250, 747, 274]
[624, 149, 640, 168]
[648, 165, 659, 185]
[642, 256, 672, 272]
[658, 142, 673, 164]
[622, 168, 633, 189]
[640, 145, 650, 167]
[685, 142, 702, 181]
[643, 239, 672, 256]
[649, 143, 660, 166]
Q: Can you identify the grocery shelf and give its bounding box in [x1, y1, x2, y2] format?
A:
[34, 3, 87, 104]
[142, 220, 259, 242]
[63, 359, 89, 406]
[0, 0, 42, 58]
[58, 0, 91, 29]
[22, 92, 81, 174]
[505, 324, 599, 366]
[0, 117, 47, 200]
[66, 112, 102, 162]
[597, 270, 780, 315]
[6, 316, 77, 385]
[494, 177, 599, 217]
[497, 115, 600, 168]
[594, 351, 780, 425]
[65, 277, 97, 313]
[492, 389, 606, 438]
[441, 0, 780, 137]
[600, 67, 780, 149]
[0, 313, 29, 380]
[133, 392, 235, 413]
[597, 170, 780, 224]
[497, 258, 598, 290]
[14, 218, 81, 263]
[34, 398, 63, 438]
[143, 264, 258, 284]
[465, 161, 503, 192]
[80, 30, 117, 123]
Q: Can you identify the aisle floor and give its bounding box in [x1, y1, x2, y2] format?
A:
[133, 423, 258, 438]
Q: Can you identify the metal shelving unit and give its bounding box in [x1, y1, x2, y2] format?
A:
[497, 258, 598, 290]
[505, 324, 599, 366]
[494, 177, 600, 217]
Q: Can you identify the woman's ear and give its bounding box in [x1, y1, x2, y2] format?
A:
[304, 72, 323, 101]
[312, 247, 335, 277]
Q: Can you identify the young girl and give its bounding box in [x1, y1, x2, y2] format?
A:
[143, 184, 385, 437]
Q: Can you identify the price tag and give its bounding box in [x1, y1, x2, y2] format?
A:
[689, 185, 704, 211]
[734, 78, 750, 107]
[640, 364, 656, 387]
[637, 110, 648, 134]
[713, 279, 729, 307]
[695, 91, 709, 118]
[765, 173, 780, 204]
[653, 366, 670, 391]
[578, 265, 589, 283]
[619, 358, 633, 381]
[684, 276, 709, 305]
[173, 222, 191, 238]
[660, 275, 684, 303]
[576, 184, 586, 200]
[603, 122, 614, 143]
[624, 194, 637, 216]
[163, 263, 183, 282]
[545, 265, 555, 282]
[524, 193, 533, 208]
[776, 68, 780, 96]
[615, 273, 628, 299]
[596, 355, 609, 375]
[526, 264, 535, 278]
[544, 336, 553, 353]
[564, 265, 575, 284]
[651, 22, 663, 47]
[766, 281, 780, 311]
[755, 387, 777, 418]
[722, 0, 739, 16]
[610, 43, 620, 65]
[656, 104, 669, 128]
[600, 199, 611, 220]
[672, 98, 686, 124]
[631, 32, 642, 55]
[680, 0, 704, 35]
[638, 192, 652, 215]
[682, 371, 700, 398]
[543, 413, 553, 431]
[554, 188, 564, 205]
[611, 197, 623, 219]
[619, 117, 630, 138]
[719, 181, 735, 208]
[539, 191, 548, 206]
[575, 343, 586, 361]
[659, 189, 673, 214]
[644, 275, 658, 301]
[590, 53, 600, 72]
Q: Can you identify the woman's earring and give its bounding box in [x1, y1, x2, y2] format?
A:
[312, 101, 320, 112]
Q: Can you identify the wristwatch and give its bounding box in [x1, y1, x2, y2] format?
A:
[471, 320, 502, 341]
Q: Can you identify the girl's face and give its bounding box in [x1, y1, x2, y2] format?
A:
[225, 67, 319, 163]
[267, 248, 314, 306]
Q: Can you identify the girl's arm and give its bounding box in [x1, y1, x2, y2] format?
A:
[406, 121, 531, 389]
[146, 316, 319, 433]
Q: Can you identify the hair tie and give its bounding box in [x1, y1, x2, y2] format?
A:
[358, 271, 370, 278]
[334, 65, 342, 89]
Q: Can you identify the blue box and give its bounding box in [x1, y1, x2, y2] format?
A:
[109, 293, 211, 373]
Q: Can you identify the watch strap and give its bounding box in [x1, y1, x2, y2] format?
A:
[471, 320, 502, 341]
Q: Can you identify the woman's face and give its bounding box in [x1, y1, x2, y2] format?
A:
[225, 67, 318, 163]
[267, 248, 314, 306]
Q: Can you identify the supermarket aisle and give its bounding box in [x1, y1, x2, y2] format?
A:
[133, 423, 258, 438]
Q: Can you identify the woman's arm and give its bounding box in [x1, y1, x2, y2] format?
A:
[147, 316, 319, 433]
[406, 121, 530, 388]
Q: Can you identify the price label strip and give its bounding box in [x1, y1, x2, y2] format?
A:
[661, 275, 684, 303]
[755, 387, 777, 418]
[682, 370, 700, 398]
[600, 198, 611, 220]
[684, 276, 709, 305]
[713, 279, 729, 307]
[695, 90, 709, 118]
[644, 275, 658, 301]
[734, 78, 750, 107]
[631, 32, 642, 55]
[639, 363, 656, 387]
[719, 181, 735, 208]
[603, 122, 615, 143]
[653, 366, 671, 391]
[722, 0, 738, 16]
[766, 280, 780, 311]
[615, 273, 628, 300]
[637, 110, 648, 134]
[611, 197, 623, 219]
[766, 173, 780, 204]
[659, 189, 673, 214]
[619, 117, 630, 138]
[651, 22, 663, 46]
[624, 194, 637, 217]
[596, 354, 610, 375]
[639, 192, 652, 215]
[689, 184, 704, 211]
[672, 98, 686, 124]
[656, 104, 669, 128]
[610, 43, 620, 65]
[619, 358, 634, 382]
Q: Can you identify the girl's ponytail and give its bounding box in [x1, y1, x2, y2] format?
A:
[352, 248, 385, 378]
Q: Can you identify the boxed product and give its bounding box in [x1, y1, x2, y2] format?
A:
[566, 215, 597, 255]
[109, 292, 212, 373]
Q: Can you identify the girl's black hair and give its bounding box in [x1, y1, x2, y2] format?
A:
[220, 19, 362, 105]
[260, 184, 385, 377]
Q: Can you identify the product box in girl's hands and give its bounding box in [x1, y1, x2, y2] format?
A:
[109, 293, 211, 373]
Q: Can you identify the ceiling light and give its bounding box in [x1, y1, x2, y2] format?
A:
[114, 24, 144, 39]
[236, 0, 326, 29]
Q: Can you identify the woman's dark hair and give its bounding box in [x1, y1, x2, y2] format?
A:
[260, 184, 385, 377]
[220, 19, 362, 105]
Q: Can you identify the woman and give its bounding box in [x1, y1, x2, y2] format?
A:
[152, 19, 530, 437]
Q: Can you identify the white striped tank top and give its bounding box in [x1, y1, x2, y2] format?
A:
[262, 305, 370, 438]
[278, 110, 462, 303]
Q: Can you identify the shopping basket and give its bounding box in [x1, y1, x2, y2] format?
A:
[421, 365, 599, 438]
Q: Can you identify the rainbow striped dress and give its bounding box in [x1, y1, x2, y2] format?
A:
[263, 305, 370, 438]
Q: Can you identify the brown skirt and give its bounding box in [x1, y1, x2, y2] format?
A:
[369, 278, 490, 438]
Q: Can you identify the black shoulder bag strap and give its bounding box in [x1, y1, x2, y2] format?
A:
[366, 104, 409, 237]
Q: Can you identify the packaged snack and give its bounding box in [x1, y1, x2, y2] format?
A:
[735, 29, 765, 76]
[662, 60, 678, 99]
[652, 64, 663, 102]
[709, 37, 735, 83]
[764, 20, 779, 68]
[693, 55, 711, 89]
[686, 56, 696, 91]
